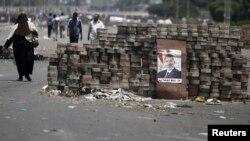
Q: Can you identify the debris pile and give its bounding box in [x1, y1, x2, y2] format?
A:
[42, 85, 198, 112]
[81, 88, 152, 102]
[0, 46, 13, 59]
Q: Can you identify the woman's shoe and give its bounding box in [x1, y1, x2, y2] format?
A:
[17, 76, 23, 81]
[25, 75, 32, 81]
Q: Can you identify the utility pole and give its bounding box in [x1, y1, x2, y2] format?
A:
[27, 0, 30, 13]
[131, 0, 134, 11]
[56, 0, 59, 14]
[176, 0, 179, 20]
[187, 0, 190, 19]
[224, 0, 231, 25]
[3, 0, 6, 12]
[43, 0, 45, 13]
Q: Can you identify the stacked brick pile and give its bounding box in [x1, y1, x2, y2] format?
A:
[48, 23, 249, 100]
[241, 27, 250, 49]
[187, 25, 248, 100]
[48, 25, 156, 97]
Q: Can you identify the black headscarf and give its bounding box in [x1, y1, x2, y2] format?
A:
[14, 13, 32, 36]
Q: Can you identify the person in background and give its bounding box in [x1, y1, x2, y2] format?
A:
[157, 53, 181, 79]
[47, 13, 53, 38]
[67, 12, 82, 43]
[52, 14, 59, 41]
[3, 13, 38, 81]
[59, 12, 67, 39]
[87, 14, 105, 41]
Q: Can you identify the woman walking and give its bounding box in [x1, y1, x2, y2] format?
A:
[3, 13, 38, 81]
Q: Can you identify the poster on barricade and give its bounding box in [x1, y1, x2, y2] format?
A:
[157, 49, 182, 83]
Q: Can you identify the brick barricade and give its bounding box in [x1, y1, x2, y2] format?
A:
[48, 23, 249, 100]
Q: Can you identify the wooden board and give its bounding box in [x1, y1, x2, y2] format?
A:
[156, 39, 188, 99]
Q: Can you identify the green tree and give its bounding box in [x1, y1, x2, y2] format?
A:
[191, 0, 212, 7]
[238, 0, 250, 20]
[209, 0, 249, 23]
[209, 0, 225, 22]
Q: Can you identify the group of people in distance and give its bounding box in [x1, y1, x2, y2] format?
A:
[2, 12, 105, 82]
[47, 12, 105, 43]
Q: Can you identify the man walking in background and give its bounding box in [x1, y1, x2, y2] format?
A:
[59, 12, 67, 39]
[68, 12, 82, 43]
[88, 14, 105, 41]
[52, 14, 59, 41]
[47, 13, 53, 38]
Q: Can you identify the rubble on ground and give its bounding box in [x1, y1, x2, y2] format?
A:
[41, 86, 197, 112]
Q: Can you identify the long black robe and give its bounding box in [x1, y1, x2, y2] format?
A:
[4, 34, 34, 76]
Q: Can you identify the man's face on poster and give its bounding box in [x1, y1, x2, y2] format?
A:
[164, 56, 175, 69]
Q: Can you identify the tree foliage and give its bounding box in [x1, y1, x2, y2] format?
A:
[209, 0, 250, 22]
[190, 0, 211, 7]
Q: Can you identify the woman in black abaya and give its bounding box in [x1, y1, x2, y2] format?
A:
[4, 13, 38, 81]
